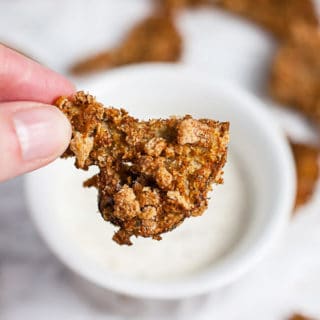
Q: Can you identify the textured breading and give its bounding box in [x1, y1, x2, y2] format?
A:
[217, 0, 318, 39]
[270, 24, 320, 122]
[55, 91, 229, 245]
[70, 14, 182, 75]
[291, 142, 319, 209]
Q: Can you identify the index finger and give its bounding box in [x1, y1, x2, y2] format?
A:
[0, 44, 75, 104]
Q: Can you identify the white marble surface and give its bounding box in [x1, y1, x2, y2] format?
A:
[1, 1, 320, 319]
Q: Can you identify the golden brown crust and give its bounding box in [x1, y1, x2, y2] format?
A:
[55, 91, 229, 245]
[70, 14, 182, 75]
[218, 0, 318, 39]
[291, 142, 319, 209]
[270, 24, 320, 122]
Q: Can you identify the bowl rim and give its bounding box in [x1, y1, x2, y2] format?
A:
[25, 64, 296, 299]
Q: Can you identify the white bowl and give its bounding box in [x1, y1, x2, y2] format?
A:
[25, 64, 295, 299]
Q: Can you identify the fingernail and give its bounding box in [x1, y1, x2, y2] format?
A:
[13, 106, 71, 161]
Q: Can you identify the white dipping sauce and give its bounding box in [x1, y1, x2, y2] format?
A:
[51, 153, 248, 280]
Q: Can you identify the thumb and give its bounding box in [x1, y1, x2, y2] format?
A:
[0, 101, 71, 182]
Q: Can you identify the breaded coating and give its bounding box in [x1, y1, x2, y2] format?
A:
[270, 24, 320, 122]
[288, 314, 315, 320]
[55, 92, 229, 245]
[217, 0, 318, 39]
[291, 142, 319, 209]
[70, 15, 182, 75]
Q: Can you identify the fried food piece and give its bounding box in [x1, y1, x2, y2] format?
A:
[55, 92, 229, 245]
[288, 314, 316, 320]
[70, 15, 182, 75]
[291, 142, 319, 209]
[217, 0, 318, 39]
[270, 24, 320, 122]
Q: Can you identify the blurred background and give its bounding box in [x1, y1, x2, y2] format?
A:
[1, 0, 320, 319]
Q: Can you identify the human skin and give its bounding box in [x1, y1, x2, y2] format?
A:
[0, 44, 75, 181]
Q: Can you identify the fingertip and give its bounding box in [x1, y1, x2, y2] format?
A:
[0, 102, 72, 181]
[13, 106, 72, 161]
[53, 107, 73, 155]
[47, 76, 76, 104]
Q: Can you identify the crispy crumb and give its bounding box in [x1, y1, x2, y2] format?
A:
[144, 137, 167, 156]
[114, 185, 141, 220]
[138, 206, 157, 220]
[177, 118, 211, 145]
[70, 132, 94, 168]
[291, 142, 319, 210]
[56, 91, 229, 245]
[156, 166, 173, 189]
[70, 14, 182, 75]
[167, 190, 192, 210]
[136, 186, 160, 207]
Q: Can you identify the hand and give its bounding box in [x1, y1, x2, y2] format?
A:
[0, 44, 74, 182]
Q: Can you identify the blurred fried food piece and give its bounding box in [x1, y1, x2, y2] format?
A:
[56, 91, 229, 245]
[270, 24, 320, 122]
[289, 314, 316, 320]
[70, 14, 182, 75]
[291, 142, 319, 209]
[217, 0, 318, 39]
[157, 0, 209, 12]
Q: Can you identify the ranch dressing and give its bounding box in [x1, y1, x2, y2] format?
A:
[52, 153, 248, 280]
